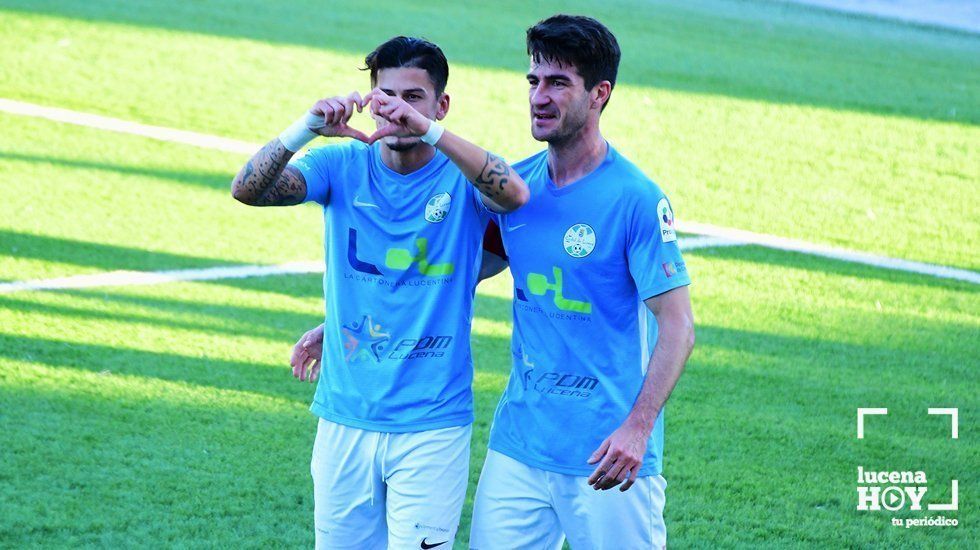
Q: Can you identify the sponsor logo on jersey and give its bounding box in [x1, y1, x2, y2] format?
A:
[386, 238, 454, 276]
[424, 192, 451, 223]
[563, 223, 596, 258]
[342, 314, 454, 363]
[342, 315, 391, 362]
[347, 228, 454, 278]
[657, 198, 677, 243]
[532, 371, 599, 399]
[515, 266, 591, 314]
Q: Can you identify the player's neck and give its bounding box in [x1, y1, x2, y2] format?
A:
[381, 143, 437, 175]
[547, 127, 607, 188]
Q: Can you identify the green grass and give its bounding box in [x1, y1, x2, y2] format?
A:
[0, 0, 977, 268]
[0, 0, 977, 548]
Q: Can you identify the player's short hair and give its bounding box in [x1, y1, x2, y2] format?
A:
[526, 15, 621, 109]
[364, 36, 449, 95]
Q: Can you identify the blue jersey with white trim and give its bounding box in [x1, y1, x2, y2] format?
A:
[488, 144, 690, 476]
[290, 141, 491, 432]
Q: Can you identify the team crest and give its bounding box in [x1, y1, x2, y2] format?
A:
[657, 198, 677, 243]
[424, 193, 452, 223]
[563, 223, 596, 258]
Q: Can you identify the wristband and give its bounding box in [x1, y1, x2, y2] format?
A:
[278, 112, 325, 152]
[419, 120, 445, 146]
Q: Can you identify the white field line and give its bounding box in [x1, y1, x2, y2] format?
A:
[0, 98, 261, 155]
[677, 221, 980, 284]
[0, 237, 734, 294]
[0, 262, 322, 294]
[1, 99, 977, 286]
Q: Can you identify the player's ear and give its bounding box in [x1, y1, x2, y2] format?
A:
[436, 92, 450, 121]
[591, 81, 611, 111]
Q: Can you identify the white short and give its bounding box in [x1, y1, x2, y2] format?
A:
[469, 450, 667, 550]
[310, 418, 471, 549]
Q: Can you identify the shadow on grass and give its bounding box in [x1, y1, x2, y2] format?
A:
[0, 229, 237, 273]
[1, 0, 977, 125]
[0, 150, 234, 192]
[0, 229, 321, 298]
[0, 330, 515, 403]
[0, 292, 322, 342]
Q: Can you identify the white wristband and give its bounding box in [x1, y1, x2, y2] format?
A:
[278, 112, 325, 152]
[420, 120, 445, 146]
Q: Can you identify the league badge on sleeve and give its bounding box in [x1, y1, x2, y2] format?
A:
[657, 198, 677, 243]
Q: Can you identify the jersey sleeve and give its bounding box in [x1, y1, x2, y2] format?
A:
[627, 186, 691, 300]
[288, 144, 345, 206]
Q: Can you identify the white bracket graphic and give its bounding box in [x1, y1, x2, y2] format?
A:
[927, 480, 959, 511]
[857, 408, 888, 439]
[927, 408, 959, 439]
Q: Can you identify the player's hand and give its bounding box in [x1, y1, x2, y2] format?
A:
[364, 88, 432, 143]
[308, 92, 371, 143]
[290, 324, 324, 383]
[586, 420, 650, 491]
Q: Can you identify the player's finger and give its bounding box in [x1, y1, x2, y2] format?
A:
[348, 91, 364, 113]
[327, 99, 346, 126]
[290, 345, 306, 377]
[620, 468, 639, 492]
[587, 439, 610, 464]
[367, 124, 399, 145]
[320, 99, 336, 126]
[310, 100, 327, 116]
[363, 89, 383, 111]
[600, 462, 628, 490]
[362, 88, 379, 104]
[341, 125, 371, 143]
[338, 97, 355, 123]
[308, 359, 319, 383]
[587, 455, 613, 485]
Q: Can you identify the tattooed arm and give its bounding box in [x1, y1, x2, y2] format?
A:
[230, 139, 308, 206]
[232, 93, 373, 207]
[433, 132, 529, 213]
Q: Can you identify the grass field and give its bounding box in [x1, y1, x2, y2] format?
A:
[0, 0, 977, 548]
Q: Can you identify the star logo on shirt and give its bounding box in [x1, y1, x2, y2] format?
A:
[342, 315, 391, 363]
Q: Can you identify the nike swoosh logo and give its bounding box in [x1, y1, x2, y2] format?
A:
[420, 539, 448, 549]
[353, 195, 379, 208]
[506, 223, 527, 232]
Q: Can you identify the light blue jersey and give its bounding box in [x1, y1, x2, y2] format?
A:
[291, 141, 491, 432]
[488, 145, 691, 476]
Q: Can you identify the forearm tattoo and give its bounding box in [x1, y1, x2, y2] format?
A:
[232, 139, 305, 206]
[474, 152, 511, 199]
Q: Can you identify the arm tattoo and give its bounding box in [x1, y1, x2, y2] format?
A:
[474, 152, 511, 199]
[231, 139, 306, 206]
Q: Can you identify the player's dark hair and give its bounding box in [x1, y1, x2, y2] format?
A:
[526, 15, 621, 110]
[364, 36, 449, 95]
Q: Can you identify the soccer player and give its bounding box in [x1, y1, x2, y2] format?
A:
[231, 36, 528, 549]
[467, 15, 695, 549]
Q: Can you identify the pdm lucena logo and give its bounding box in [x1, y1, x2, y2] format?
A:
[342, 314, 453, 364]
